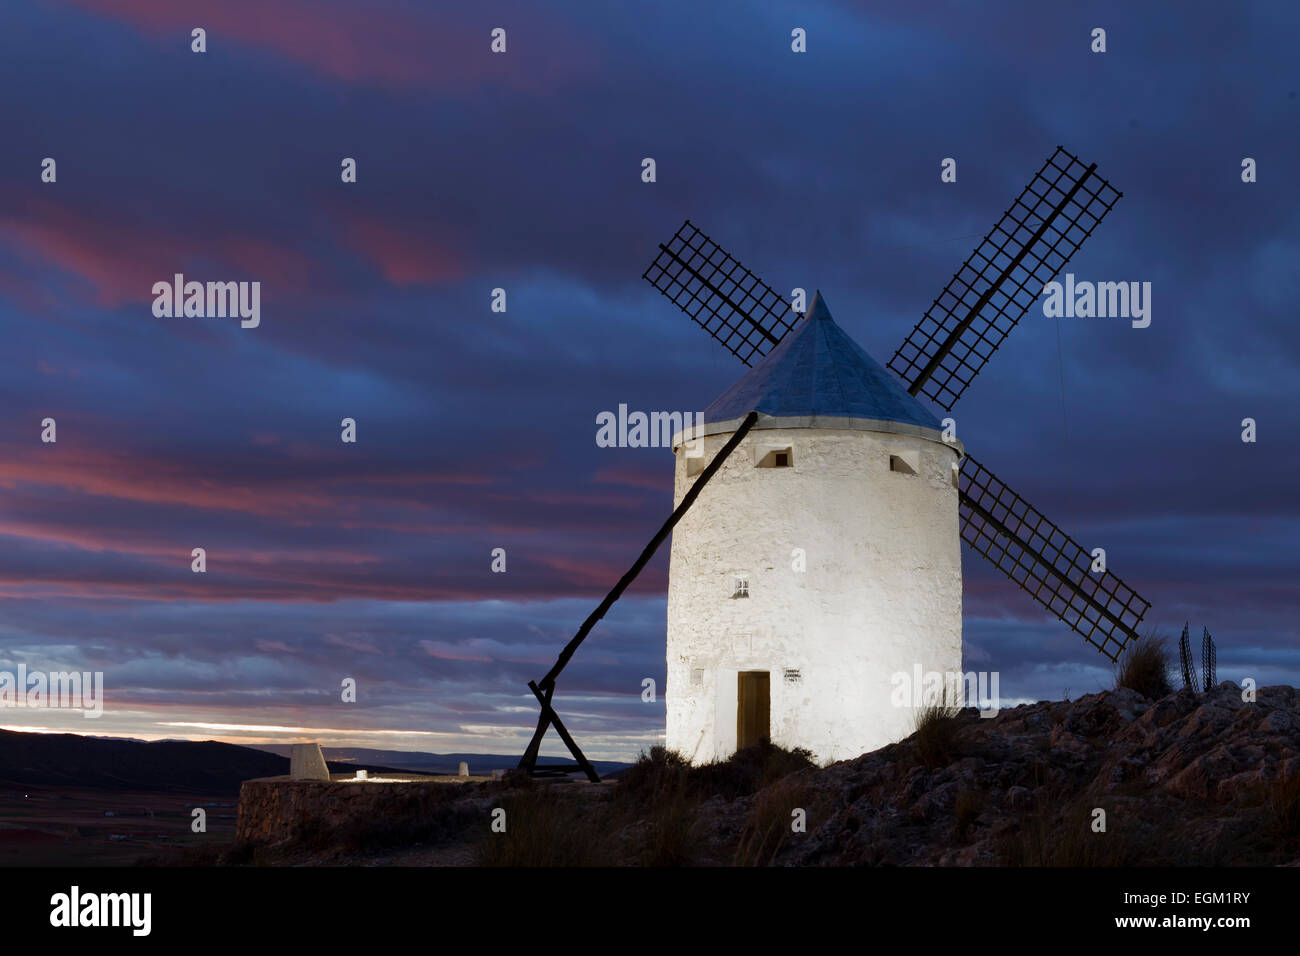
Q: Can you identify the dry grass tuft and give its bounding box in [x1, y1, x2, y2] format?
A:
[1114, 632, 1174, 700]
[616, 742, 817, 865]
[913, 695, 964, 767]
[636, 773, 700, 866]
[473, 789, 615, 866]
[732, 773, 816, 866]
[953, 787, 985, 842]
[1267, 772, 1300, 851]
[615, 746, 692, 806]
[998, 795, 1140, 866]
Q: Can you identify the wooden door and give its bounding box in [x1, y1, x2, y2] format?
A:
[737, 671, 770, 750]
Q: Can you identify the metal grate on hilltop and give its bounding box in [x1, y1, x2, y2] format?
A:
[1201, 628, 1216, 691]
[958, 454, 1149, 662]
[888, 147, 1123, 410]
[1179, 623, 1196, 689]
[642, 220, 800, 367]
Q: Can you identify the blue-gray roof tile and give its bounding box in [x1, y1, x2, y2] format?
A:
[702, 291, 942, 431]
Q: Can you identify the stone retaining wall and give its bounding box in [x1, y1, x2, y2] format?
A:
[235, 774, 479, 846]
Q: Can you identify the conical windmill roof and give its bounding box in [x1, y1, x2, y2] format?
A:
[702, 291, 943, 434]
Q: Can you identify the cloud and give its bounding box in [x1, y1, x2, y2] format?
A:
[341, 214, 466, 285]
[0, 197, 314, 307]
[56, 0, 597, 94]
[0, 0, 1295, 761]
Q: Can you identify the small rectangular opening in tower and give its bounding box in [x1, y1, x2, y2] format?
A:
[889, 453, 918, 476]
[732, 576, 749, 598]
[757, 446, 793, 468]
[737, 671, 770, 751]
[686, 453, 706, 478]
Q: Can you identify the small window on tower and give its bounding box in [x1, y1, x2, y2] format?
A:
[686, 454, 706, 478]
[691, 667, 704, 686]
[732, 576, 749, 598]
[757, 446, 794, 468]
[951, 461, 960, 490]
[889, 454, 918, 476]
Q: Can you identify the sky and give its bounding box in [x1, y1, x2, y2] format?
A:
[0, 0, 1296, 762]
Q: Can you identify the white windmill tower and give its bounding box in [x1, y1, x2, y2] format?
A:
[664, 292, 964, 763]
[518, 149, 1149, 780]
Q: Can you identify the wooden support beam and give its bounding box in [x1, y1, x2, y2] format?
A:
[539, 410, 760, 689]
[527, 681, 600, 783]
[517, 682, 553, 772]
[517, 411, 760, 779]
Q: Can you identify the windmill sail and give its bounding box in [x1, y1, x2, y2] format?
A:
[887, 147, 1122, 410]
[642, 220, 800, 366]
[959, 454, 1149, 662]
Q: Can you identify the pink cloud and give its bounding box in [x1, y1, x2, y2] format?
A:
[592, 465, 671, 492]
[343, 214, 466, 286]
[0, 445, 335, 515]
[36, 360, 81, 378]
[518, 490, 651, 510]
[538, 554, 665, 593]
[0, 442, 492, 518]
[58, 0, 597, 94]
[324, 633, 383, 654]
[255, 640, 297, 654]
[418, 640, 493, 663]
[0, 203, 176, 306]
[0, 198, 315, 307]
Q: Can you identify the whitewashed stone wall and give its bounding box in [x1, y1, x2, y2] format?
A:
[665, 424, 963, 765]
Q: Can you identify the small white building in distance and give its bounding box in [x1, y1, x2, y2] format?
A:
[666, 292, 964, 765]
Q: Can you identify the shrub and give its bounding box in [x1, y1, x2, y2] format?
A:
[913, 696, 963, 767]
[1114, 633, 1173, 699]
[615, 746, 692, 808]
[693, 740, 816, 801]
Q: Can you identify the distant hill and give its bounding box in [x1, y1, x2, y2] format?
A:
[252, 745, 633, 778]
[0, 729, 401, 794]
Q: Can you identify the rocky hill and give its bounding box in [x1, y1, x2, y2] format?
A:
[754, 681, 1300, 866]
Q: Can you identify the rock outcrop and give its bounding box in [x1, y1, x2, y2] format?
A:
[765, 682, 1300, 865]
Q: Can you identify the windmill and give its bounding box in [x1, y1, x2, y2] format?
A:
[519, 146, 1150, 777]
